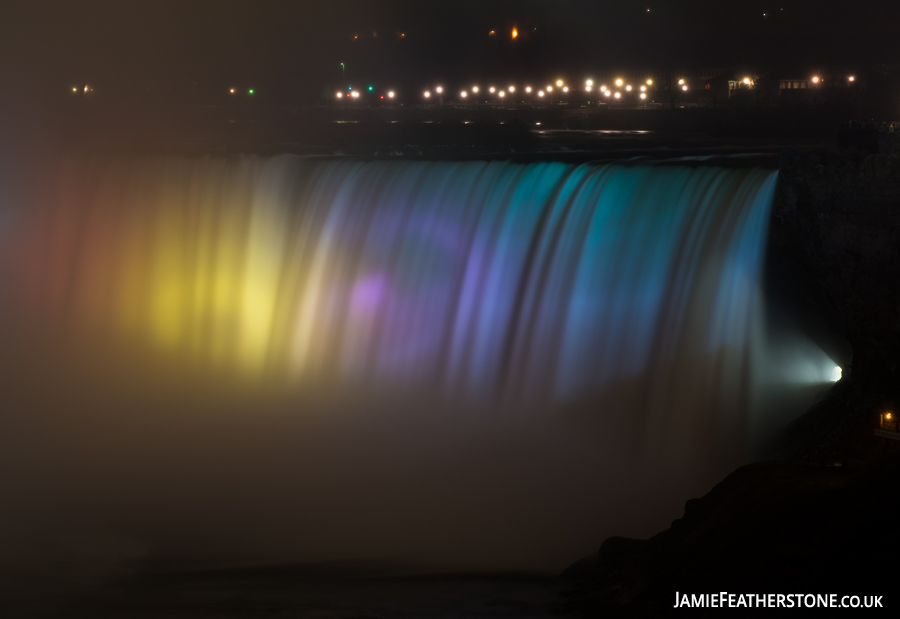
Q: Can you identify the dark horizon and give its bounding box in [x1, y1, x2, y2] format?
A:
[4, 1, 900, 104]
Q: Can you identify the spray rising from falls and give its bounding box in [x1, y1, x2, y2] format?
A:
[14, 157, 778, 447]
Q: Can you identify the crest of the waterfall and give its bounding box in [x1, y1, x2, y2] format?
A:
[12, 155, 778, 454]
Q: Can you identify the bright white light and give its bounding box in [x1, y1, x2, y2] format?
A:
[562, 86, 568, 92]
[351, 91, 359, 98]
[831, 366, 842, 382]
[509, 86, 515, 92]
[647, 79, 653, 85]
[743, 77, 751, 85]
[538, 91, 544, 97]
[615, 79, 623, 87]
[678, 79, 685, 85]
[72, 87, 77, 92]
[640, 93, 646, 99]
[626, 85, 632, 91]
[525, 86, 532, 93]
[640, 85, 646, 92]
[556, 80, 563, 87]
[436, 86, 443, 93]
[424, 91, 431, 98]
[388, 91, 395, 98]
[498, 91, 505, 98]
[84, 85, 89, 93]
[614, 92, 621, 99]
[460, 91, 467, 98]
[682, 85, 688, 91]
[586, 79, 593, 87]
[604, 90, 611, 97]
[586, 86, 592, 91]
[336, 92, 343, 99]
[812, 76, 819, 83]
[848, 76, 855, 82]
[546, 86, 552, 92]
[489, 86, 496, 93]
[230, 88, 236, 94]
[472, 86, 479, 93]
[600, 85, 607, 91]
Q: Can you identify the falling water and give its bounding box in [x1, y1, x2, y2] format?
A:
[3, 154, 835, 570]
[10, 157, 778, 448]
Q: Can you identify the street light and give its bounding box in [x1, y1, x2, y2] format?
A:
[498, 91, 505, 98]
[509, 86, 515, 92]
[436, 86, 443, 93]
[388, 91, 395, 98]
[538, 91, 544, 97]
[556, 79, 563, 87]
[460, 91, 467, 98]
[626, 85, 632, 91]
[489, 86, 496, 93]
[682, 85, 688, 91]
[472, 86, 479, 93]
[424, 91, 431, 98]
[614, 92, 621, 99]
[525, 86, 532, 93]
[615, 79, 623, 87]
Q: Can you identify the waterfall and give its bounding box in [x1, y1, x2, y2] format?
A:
[12, 156, 776, 450]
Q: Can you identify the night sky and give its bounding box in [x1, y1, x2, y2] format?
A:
[3, 0, 900, 103]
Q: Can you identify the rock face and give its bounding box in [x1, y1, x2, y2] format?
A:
[563, 151, 900, 616]
[771, 150, 900, 397]
[562, 451, 900, 617]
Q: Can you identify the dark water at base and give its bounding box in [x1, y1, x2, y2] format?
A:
[2, 562, 563, 618]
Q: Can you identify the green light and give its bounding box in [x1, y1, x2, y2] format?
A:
[248, 89, 254, 95]
[368, 85, 373, 91]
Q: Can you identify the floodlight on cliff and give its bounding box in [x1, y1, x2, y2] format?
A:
[831, 366, 842, 382]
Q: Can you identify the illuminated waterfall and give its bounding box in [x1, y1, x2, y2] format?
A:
[13, 156, 776, 436]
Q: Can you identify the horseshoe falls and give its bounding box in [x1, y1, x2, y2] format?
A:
[9, 157, 779, 451]
[3, 154, 837, 569]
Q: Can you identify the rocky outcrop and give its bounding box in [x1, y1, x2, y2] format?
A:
[771, 150, 900, 396]
[563, 451, 900, 617]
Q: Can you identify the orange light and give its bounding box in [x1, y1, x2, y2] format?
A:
[512, 28, 518, 38]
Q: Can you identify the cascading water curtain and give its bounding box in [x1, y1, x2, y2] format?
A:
[11, 156, 777, 455]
